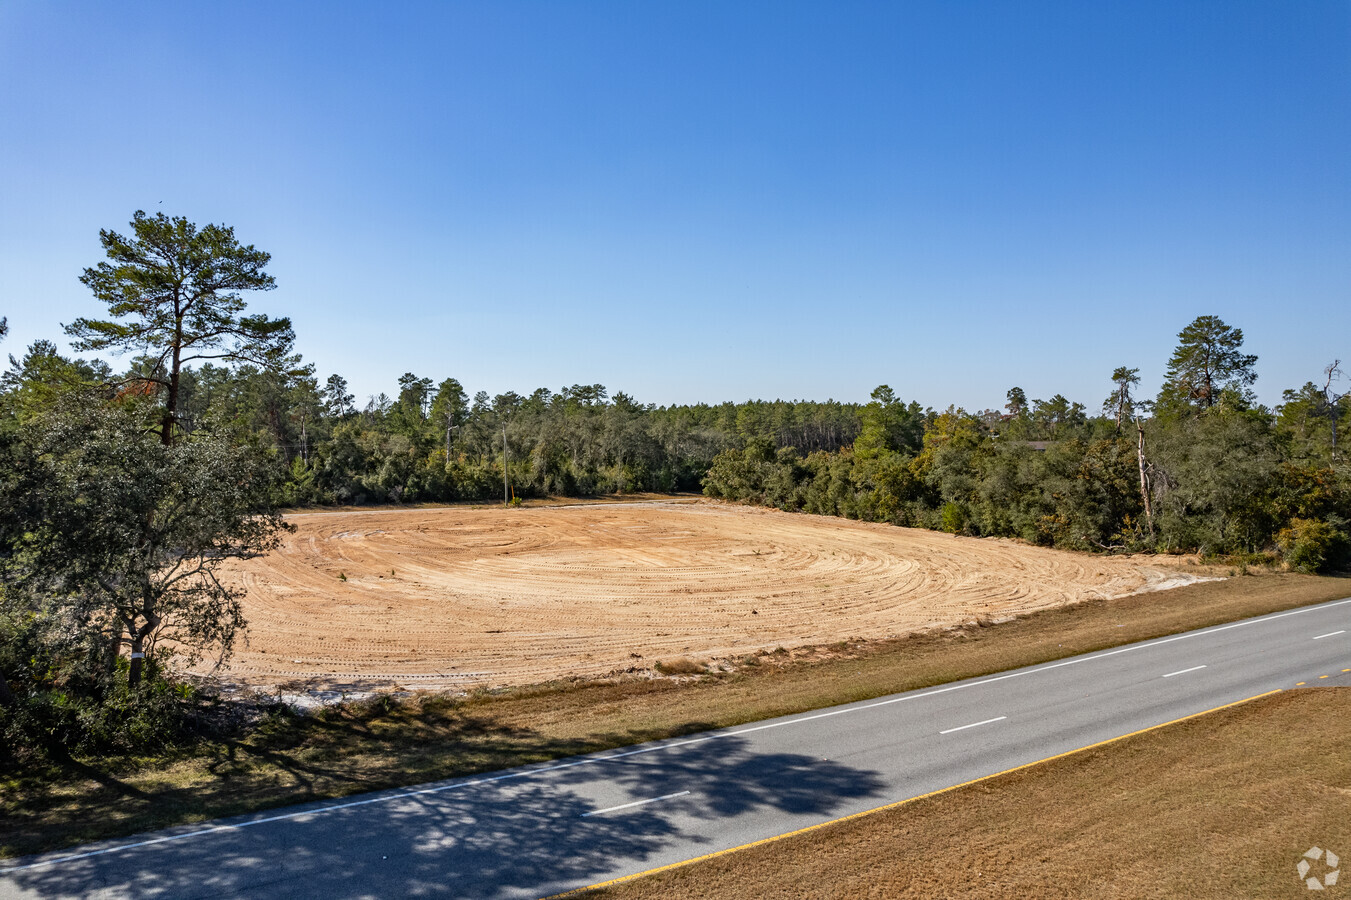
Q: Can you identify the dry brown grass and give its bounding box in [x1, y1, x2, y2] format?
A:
[654, 657, 706, 675]
[581, 688, 1351, 900]
[2, 572, 1346, 860]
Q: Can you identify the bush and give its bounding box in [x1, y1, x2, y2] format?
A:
[1276, 518, 1350, 574]
[655, 657, 705, 675]
[1, 678, 204, 765]
[0, 633, 210, 767]
[940, 501, 967, 535]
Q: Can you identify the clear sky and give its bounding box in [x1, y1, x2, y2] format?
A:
[2, 1, 1347, 412]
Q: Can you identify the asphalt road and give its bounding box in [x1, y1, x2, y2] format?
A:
[4, 596, 1350, 899]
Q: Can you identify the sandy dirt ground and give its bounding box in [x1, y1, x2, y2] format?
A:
[215, 500, 1208, 691]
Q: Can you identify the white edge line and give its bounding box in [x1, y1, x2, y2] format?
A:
[6, 594, 1350, 874]
[939, 716, 1007, 735]
[581, 791, 691, 817]
[1162, 664, 1207, 678]
[1313, 630, 1346, 640]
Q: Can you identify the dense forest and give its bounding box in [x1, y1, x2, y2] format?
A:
[705, 348, 1351, 567]
[1, 212, 1348, 760]
[16, 306, 1346, 565]
[17, 312, 1350, 572]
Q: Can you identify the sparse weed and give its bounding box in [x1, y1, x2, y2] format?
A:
[654, 657, 705, 675]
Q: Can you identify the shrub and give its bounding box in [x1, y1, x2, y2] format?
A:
[0, 673, 204, 766]
[940, 501, 967, 535]
[1276, 518, 1350, 574]
[655, 657, 705, 675]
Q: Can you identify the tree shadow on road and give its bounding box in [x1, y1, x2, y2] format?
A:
[3, 735, 885, 899]
[555, 731, 886, 819]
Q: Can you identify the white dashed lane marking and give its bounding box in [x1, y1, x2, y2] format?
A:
[582, 791, 690, 817]
[939, 716, 1007, 735]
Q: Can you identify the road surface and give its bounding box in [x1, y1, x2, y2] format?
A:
[3, 596, 1349, 899]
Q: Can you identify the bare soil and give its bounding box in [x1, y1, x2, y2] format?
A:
[218, 500, 1208, 690]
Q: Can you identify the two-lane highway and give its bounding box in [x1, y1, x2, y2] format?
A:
[3, 596, 1349, 899]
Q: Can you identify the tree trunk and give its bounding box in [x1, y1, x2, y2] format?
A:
[1324, 361, 1342, 461]
[127, 609, 160, 688]
[1135, 416, 1154, 538]
[164, 327, 183, 446]
[163, 371, 178, 445]
[0, 673, 16, 708]
[128, 629, 146, 687]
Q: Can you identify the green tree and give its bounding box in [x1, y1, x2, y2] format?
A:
[1102, 365, 1154, 537]
[1280, 361, 1349, 462]
[4, 397, 289, 687]
[1150, 407, 1279, 553]
[322, 374, 355, 418]
[854, 385, 924, 459]
[390, 372, 433, 439]
[430, 377, 469, 461]
[66, 211, 295, 445]
[1103, 367, 1140, 434]
[431, 378, 468, 433]
[1029, 394, 1087, 439]
[1158, 315, 1258, 413]
[1, 340, 111, 420]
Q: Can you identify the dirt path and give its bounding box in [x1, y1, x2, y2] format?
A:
[216, 501, 1206, 690]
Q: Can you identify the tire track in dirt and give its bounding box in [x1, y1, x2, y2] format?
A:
[213, 501, 1208, 690]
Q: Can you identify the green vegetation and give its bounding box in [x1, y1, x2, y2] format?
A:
[11, 218, 1347, 562]
[705, 323, 1351, 569]
[1, 210, 1347, 822]
[1, 213, 291, 765]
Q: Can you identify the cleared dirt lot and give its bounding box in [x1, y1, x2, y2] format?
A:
[218, 500, 1204, 690]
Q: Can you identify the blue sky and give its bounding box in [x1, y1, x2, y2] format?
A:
[2, 1, 1347, 411]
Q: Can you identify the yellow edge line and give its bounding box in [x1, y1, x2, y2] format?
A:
[541, 688, 1283, 899]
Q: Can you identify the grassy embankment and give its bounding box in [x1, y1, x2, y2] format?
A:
[3, 573, 1347, 860]
[578, 687, 1351, 900]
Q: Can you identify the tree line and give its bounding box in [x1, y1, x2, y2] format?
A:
[705, 320, 1350, 572]
[172, 367, 866, 506]
[1, 211, 1347, 763]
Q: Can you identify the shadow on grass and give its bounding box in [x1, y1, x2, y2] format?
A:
[2, 709, 604, 858]
[2, 732, 885, 899]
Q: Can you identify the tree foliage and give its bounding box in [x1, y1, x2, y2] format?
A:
[66, 211, 296, 444]
[3, 396, 288, 690]
[1158, 315, 1258, 413]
